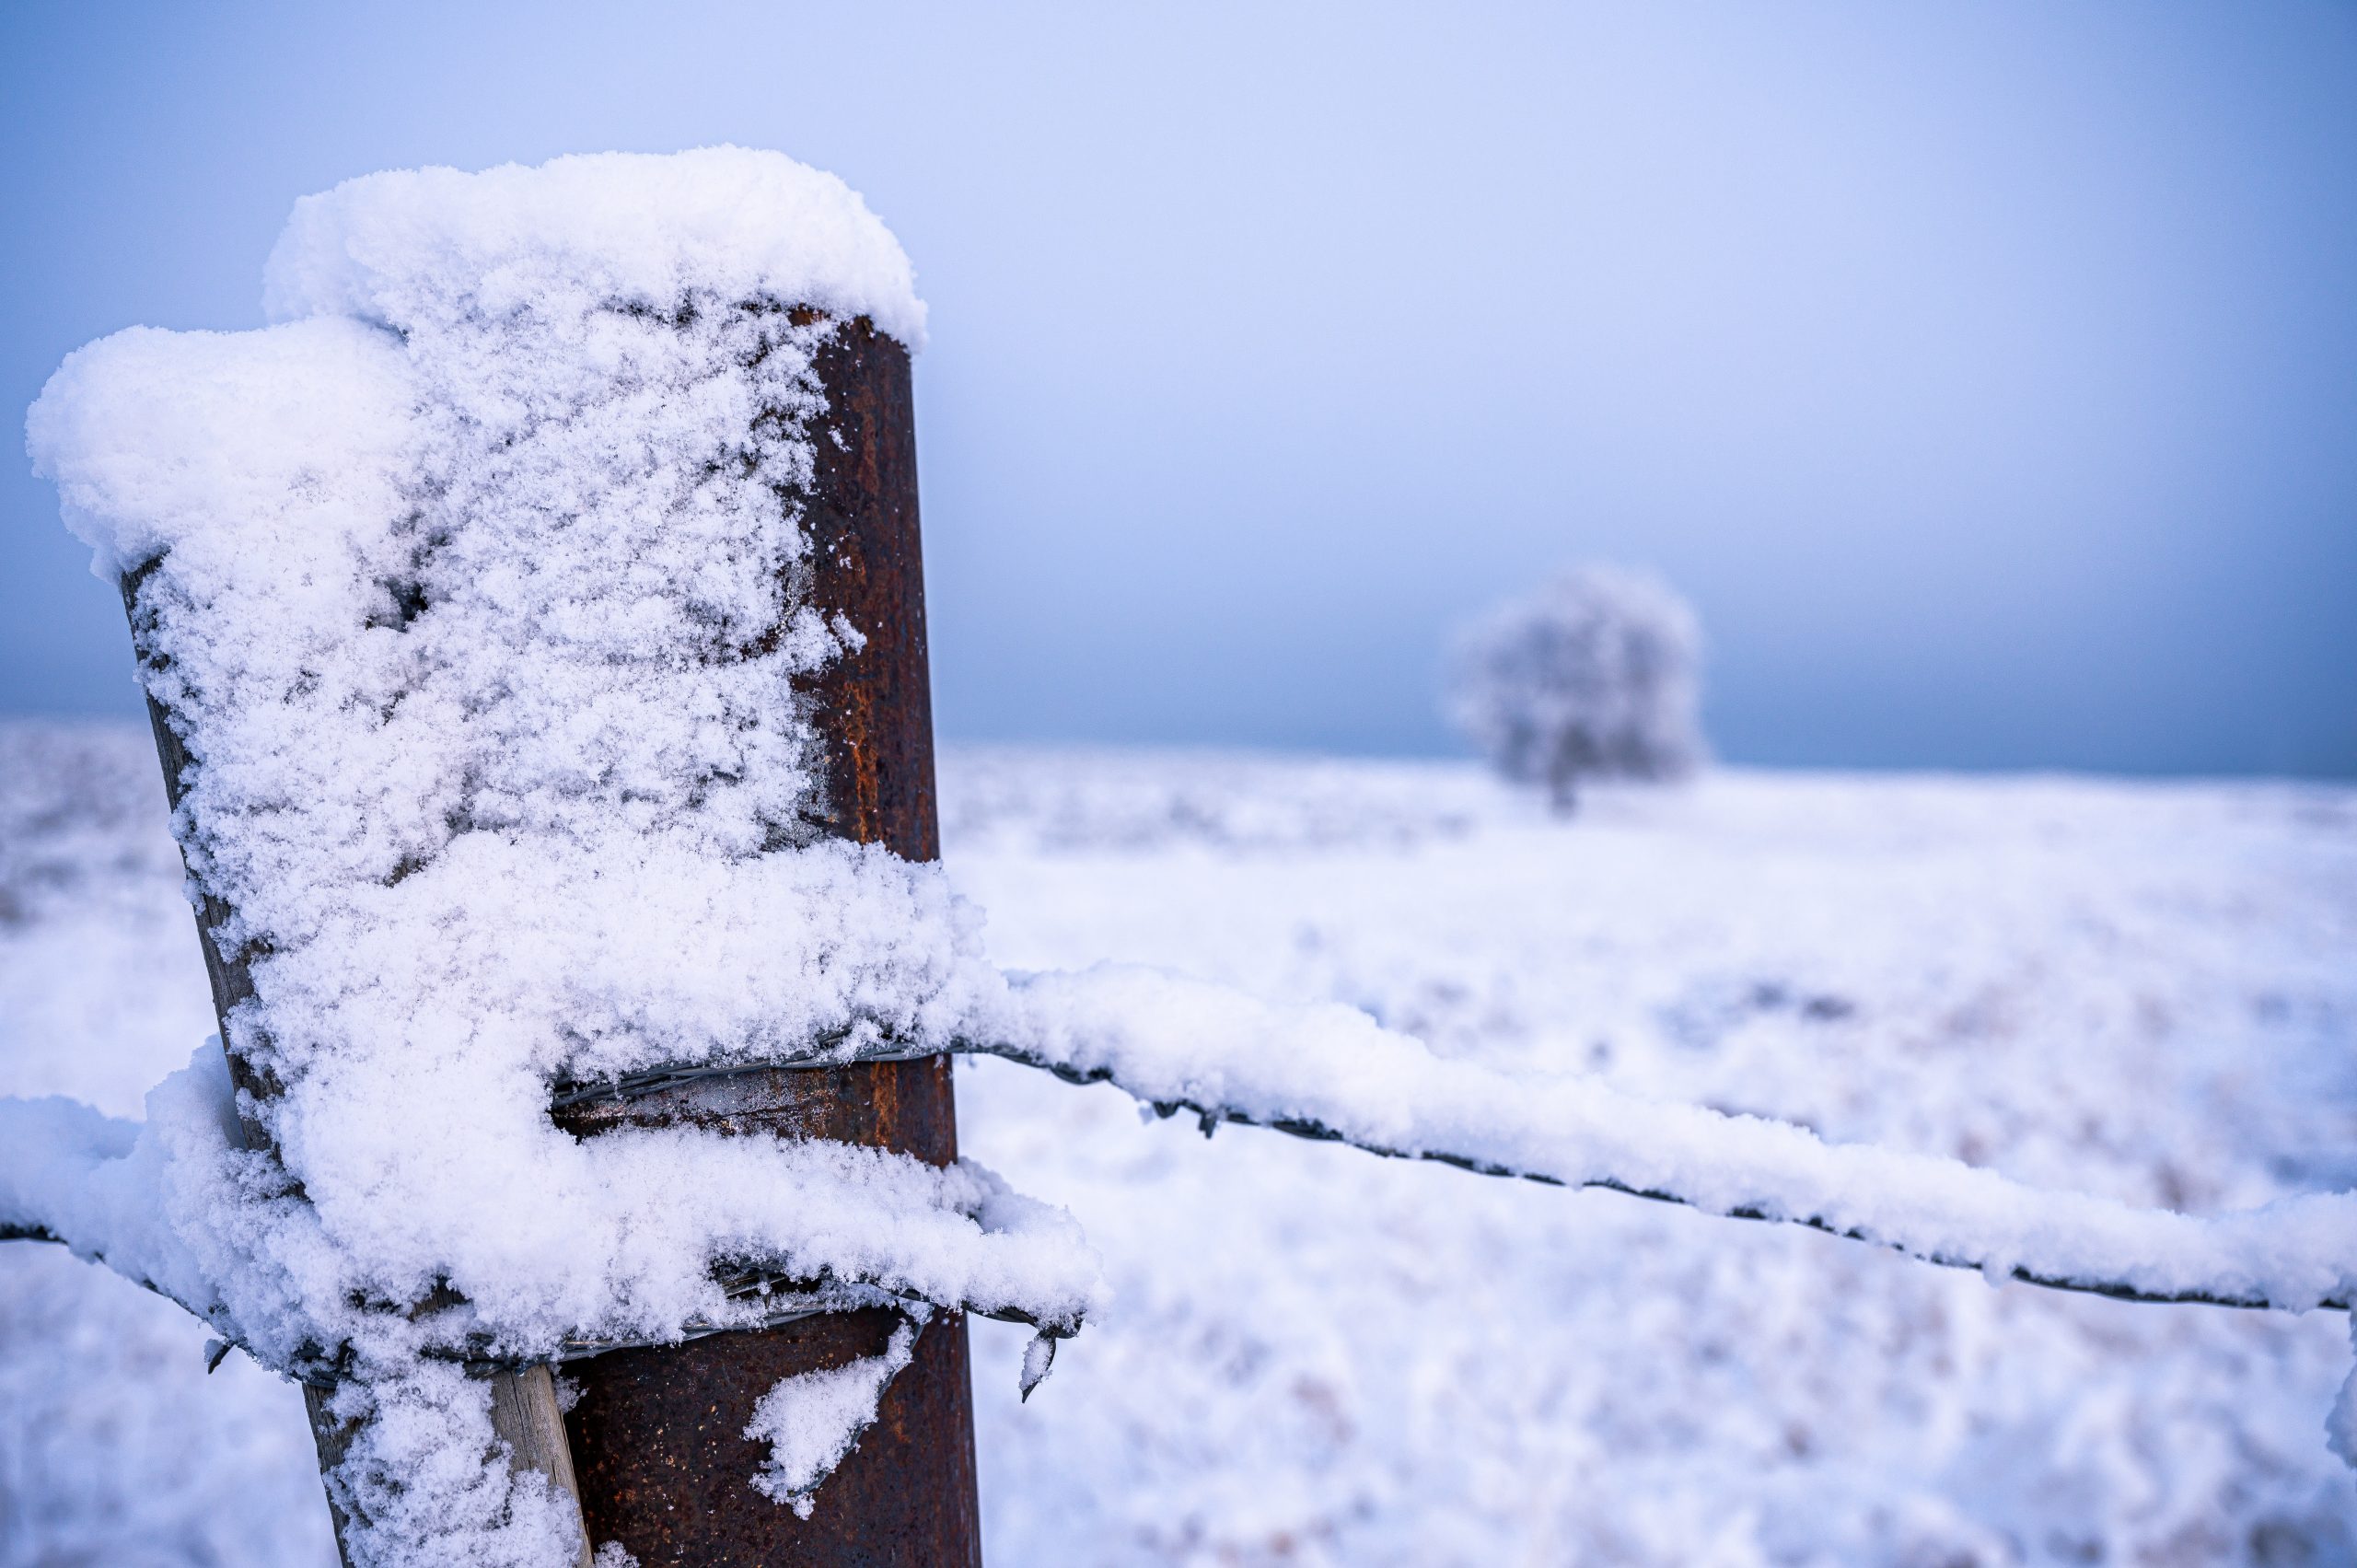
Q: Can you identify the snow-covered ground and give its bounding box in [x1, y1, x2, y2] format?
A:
[3, 722, 2351, 1564]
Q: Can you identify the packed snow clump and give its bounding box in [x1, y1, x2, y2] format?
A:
[17, 148, 1089, 1568]
[744, 1312, 923, 1517]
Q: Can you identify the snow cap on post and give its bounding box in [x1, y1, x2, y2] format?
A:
[261, 146, 928, 349]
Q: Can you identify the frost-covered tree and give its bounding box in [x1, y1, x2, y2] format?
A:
[1447, 565, 1705, 813]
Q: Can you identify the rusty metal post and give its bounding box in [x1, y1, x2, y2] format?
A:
[125, 309, 972, 1565]
[552, 319, 984, 1566]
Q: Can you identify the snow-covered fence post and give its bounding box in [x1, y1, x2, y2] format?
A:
[23, 150, 1089, 1567]
[120, 564, 597, 1568]
[103, 297, 976, 1564]
[545, 316, 983, 1564]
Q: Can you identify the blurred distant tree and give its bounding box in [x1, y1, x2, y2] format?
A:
[1447, 565, 1706, 813]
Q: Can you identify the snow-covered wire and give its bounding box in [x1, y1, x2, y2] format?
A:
[12, 945, 2345, 1403]
[0, 1217, 1065, 1384]
[957, 966, 2355, 1317]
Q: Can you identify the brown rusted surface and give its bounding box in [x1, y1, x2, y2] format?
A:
[553, 1056, 959, 1152]
[563, 318, 982, 1567]
[567, 1307, 979, 1567]
[795, 317, 942, 865]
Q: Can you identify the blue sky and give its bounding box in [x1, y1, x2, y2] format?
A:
[5, 1, 2352, 773]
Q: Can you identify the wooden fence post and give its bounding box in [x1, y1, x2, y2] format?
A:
[125, 587, 597, 1568]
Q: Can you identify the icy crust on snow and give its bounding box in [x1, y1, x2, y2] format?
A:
[973, 966, 2357, 1314]
[19, 152, 1085, 1566]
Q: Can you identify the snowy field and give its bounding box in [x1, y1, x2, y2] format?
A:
[3, 721, 2352, 1565]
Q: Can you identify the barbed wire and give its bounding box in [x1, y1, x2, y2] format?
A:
[956, 1039, 2352, 1316]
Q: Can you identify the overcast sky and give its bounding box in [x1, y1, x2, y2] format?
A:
[5, 1, 2352, 773]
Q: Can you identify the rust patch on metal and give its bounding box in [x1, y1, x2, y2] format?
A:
[553, 1056, 958, 1155]
[565, 1307, 979, 1567]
